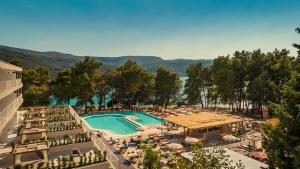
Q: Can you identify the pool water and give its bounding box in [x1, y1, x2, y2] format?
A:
[84, 111, 164, 135]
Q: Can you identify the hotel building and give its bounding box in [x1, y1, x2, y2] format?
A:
[0, 60, 23, 143]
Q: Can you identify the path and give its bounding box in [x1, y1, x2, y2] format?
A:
[98, 137, 136, 169]
[48, 141, 96, 159]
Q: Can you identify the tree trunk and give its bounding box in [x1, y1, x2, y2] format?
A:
[84, 100, 88, 114]
[103, 96, 106, 108]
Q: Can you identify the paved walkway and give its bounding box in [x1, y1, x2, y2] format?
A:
[0, 150, 13, 168]
[49, 141, 96, 159]
[99, 137, 136, 169]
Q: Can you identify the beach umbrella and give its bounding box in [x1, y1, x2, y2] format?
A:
[157, 125, 167, 130]
[222, 135, 240, 142]
[184, 137, 199, 144]
[157, 125, 167, 133]
[166, 130, 181, 135]
[167, 143, 183, 150]
[146, 128, 161, 135]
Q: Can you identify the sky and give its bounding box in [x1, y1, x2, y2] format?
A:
[0, 0, 299, 59]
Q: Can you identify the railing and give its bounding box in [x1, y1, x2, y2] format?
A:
[69, 106, 119, 169]
[76, 162, 112, 169]
[0, 94, 23, 128]
[0, 79, 22, 94]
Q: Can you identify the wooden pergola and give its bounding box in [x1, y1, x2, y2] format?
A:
[164, 112, 243, 140]
[20, 127, 47, 144]
[24, 110, 46, 119]
[13, 142, 49, 166]
[23, 118, 46, 129]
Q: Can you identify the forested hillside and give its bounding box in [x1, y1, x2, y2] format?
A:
[0, 45, 212, 76]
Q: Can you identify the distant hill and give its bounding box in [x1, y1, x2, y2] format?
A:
[0, 45, 212, 76]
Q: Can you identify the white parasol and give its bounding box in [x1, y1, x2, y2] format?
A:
[167, 143, 183, 150]
[146, 128, 161, 135]
[222, 135, 240, 141]
[166, 130, 181, 135]
[184, 137, 199, 144]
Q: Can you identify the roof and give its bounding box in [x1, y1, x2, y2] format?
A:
[28, 106, 47, 111]
[21, 127, 47, 134]
[26, 110, 46, 115]
[164, 112, 242, 129]
[24, 118, 46, 122]
[181, 148, 268, 169]
[13, 142, 48, 154]
[0, 60, 22, 71]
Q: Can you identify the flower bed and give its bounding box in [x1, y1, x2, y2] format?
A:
[22, 150, 107, 169]
[48, 133, 92, 147]
[47, 122, 82, 132]
[47, 114, 75, 123]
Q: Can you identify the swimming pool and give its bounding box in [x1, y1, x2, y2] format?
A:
[83, 111, 164, 135]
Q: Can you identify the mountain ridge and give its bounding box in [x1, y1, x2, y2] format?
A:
[0, 45, 212, 76]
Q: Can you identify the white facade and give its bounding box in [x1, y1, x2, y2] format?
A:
[0, 60, 23, 143]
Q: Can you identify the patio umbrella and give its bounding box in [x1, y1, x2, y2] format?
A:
[166, 130, 181, 135]
[184, 137, 199, 144]
[136, 131, 142, 136]
[167, 143, 183, 150]
[157, 125, 167, 130]
[223, 135, 240, 142]
[146, 128, 161, 135]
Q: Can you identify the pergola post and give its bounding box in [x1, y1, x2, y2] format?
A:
[21, 134, 27, 144]
[25, 121, 31, 128]
[14, 154, 21, 166]
[42, 131, 47, 140]
[42, 149, 48, 163]
[42, 120, 46, 126]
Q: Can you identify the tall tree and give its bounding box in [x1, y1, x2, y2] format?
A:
[22, 67, 51, 106]
[262, 27, 300, 169]
[231, 51, 249, 112]
[246, 50, 267, 113]
[52, 69, 73, 104]
[95, 72, 110, 109]
[111, 60, 154, 107]
[71, 57, 101, 113]
[262, 71, 300, 169]
[184, 63, 205, 107]
[154, 67, 181, 108]
[210, 56, 235, 110]
[293, 27, 300, 56]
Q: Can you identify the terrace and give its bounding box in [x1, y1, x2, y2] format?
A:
[0, 106, 114, 169]
[164, 112, 243, 140]
[13, 141, 49, 166]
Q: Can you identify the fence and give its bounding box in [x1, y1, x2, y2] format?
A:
[69, 106, 119, 169]
[70, 161, 112, 169]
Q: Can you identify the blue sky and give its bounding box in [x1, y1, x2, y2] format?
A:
[0, 0, 299, 59]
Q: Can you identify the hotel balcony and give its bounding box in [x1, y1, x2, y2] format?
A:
[0, 79, 23, 100]
[0, 93, 23, 142]
[0, 60, 23, 143]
